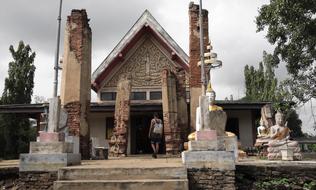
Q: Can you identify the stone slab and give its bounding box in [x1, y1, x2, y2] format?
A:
[182, 151, 235, 170]
[58, 166, 187, 180]
[19, 153, 81, 172]
[30, 142, 73, 154]
[195, 130, 217, 141]
[39, 131, 65, 142]
[188, 140, 217, 151]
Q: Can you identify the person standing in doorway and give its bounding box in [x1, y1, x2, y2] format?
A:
[148, 113, 163, 158]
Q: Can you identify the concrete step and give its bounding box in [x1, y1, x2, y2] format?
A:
[54, 179, 188, 190]
[58, 166, 187, 180]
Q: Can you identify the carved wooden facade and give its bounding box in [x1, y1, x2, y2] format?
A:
[103, 38, 185, 89]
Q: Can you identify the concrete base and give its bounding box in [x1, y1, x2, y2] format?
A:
[182, 151, 235, 170]
[195, 130, 217, 141]
[30, 142, 73, 154]
[188, 140, 217, 151]
[39, 131, 65, 142]
[19, 153, 81, 172]
[218, 135, 238, 160]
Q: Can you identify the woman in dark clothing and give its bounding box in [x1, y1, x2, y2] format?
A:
[148, 113, 162, 158]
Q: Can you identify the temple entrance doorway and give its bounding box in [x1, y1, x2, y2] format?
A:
[130, 113, 165, 154]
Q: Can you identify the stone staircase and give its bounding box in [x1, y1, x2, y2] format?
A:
[53, 159, 188, 190]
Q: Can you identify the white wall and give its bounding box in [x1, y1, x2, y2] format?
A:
[89, 113, 112, 146]
[226, 110, 254, 148]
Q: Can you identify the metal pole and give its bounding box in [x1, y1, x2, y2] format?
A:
[53, 0, 63, 97]
[199, 0, 206, 95]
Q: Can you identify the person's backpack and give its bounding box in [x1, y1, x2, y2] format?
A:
[153, 120, 163, 134]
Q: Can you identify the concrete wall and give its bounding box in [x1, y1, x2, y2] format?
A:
[225, 110, 253, 148]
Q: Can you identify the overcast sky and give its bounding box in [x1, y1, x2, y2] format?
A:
[0, 0, 314, 134]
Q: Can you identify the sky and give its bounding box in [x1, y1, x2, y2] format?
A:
[0, 0, 314, 135]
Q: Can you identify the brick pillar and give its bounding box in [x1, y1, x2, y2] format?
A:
[60, 9, 92, 159]
[109, 79, 131, 157]
[176, 68, 189, 148]
[162, 69, 181, 155]
[188, 2, 209, 132]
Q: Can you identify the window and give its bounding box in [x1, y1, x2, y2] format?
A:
[106, 117, 114, 139]
[100, 92, 116, 101]
[131, 92, 146, 100]
[150, 91, 162, 100]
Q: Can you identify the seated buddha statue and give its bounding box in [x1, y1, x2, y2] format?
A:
[267, 112, 302, 160]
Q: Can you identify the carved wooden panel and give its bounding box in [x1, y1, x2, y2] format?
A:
[104, 39, 183, 88]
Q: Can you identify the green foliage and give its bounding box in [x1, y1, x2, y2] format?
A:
[307, 144, 316, 152]
[304, 181, 316, 190]
[256, 0, 316, 103]
[0, 41, 36, 159]
[243, 51, 291, 105]
[286, 109, 304, 138]
[255, 177, 316, 190]
[255, 178, 290, 189]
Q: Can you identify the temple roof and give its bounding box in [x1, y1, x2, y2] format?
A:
[91, 10, 189, 91]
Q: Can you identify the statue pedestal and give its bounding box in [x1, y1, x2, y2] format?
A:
[19, 97, 81, 172]
[182, 130, 235, 170]
[281, 148, 294, 161]
[182, 133, 236, 189]
[19, 132, 81, 172]
[195, 130, 217, 141]
[20, 133, 81, 172]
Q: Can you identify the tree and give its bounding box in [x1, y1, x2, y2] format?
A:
[256, 0, 316, 103]
[0, 41, 36, 159]
[243, 51, 282, 103]
[286, 109, 304, 138]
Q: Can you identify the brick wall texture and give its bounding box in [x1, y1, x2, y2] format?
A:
[189, 2, 209, 88]
[236, 164, 316, 190]
[188, 168, 235, 190]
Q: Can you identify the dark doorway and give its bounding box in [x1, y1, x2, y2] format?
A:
[226, 118, 240, 139]
[130, 114, 165, 154]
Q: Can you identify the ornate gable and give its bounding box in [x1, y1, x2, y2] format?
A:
[92, 10, 189, 92]
[104, 39, 179, 88]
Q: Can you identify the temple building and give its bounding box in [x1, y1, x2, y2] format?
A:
[87, 4, 266, 155]
[0, 3, 268, 157]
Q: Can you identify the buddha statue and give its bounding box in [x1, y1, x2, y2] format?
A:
[188, 82, 225, 140]
[267, 112, 302, 160]
[257, 118, 268, 137]
[206, 82, 223, 112]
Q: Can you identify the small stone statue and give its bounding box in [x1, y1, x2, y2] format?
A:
[257, 118, 268, 138]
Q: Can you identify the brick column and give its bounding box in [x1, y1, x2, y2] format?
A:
[188, 2, 209, 132]
[109, 79, 131, 157]
[176, 68, 189, 148]
[162, 69, 181, 154]
[60, 10, 92, 159]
